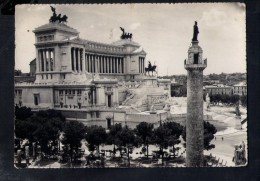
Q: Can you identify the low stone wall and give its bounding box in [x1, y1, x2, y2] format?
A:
[126, 112, 168, 124]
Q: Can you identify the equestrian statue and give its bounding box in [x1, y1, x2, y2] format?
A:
[145, 61, 157, 76]
[49, 6, 68, 23]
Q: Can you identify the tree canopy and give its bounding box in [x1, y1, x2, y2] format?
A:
[182, 121, 217, 151]
[85, 125, 107, 152]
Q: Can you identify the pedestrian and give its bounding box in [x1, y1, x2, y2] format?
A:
[222, 137, 224, 141]
[215, 136, 216, 140]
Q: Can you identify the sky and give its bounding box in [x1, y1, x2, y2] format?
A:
[15, 3, 246, 75]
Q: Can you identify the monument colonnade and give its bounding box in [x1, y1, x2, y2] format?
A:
[85, 54, 125, 74]
[38, 48, 55, 72]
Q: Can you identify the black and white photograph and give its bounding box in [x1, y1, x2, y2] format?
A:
[14, 3, 247, 168]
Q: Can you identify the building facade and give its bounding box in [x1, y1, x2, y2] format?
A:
[33, 22, 146, 84]
[233, 82, 247, 96]
[205, 85, 233, 95]
[15, 18, 171, 128]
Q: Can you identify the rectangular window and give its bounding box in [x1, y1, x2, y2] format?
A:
[194, 53, 199, 64]
[34, 94, 39, 105]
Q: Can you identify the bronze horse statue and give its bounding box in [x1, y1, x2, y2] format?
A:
[145, 65, 157, 76]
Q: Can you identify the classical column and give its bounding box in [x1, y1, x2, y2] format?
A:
[141, 58, 142, 73]
[104, 56, 106, 73]
[88, 55, 91, 72]
[52, 49, 55, 71]
[78, 48, 81, 72]
[95, 56, 99, 73]
[85, 54, 88, 72]
[90, 55, 92, 73]
[73, 48, 77, 72]
[122, 58, 126, 73]
[110, 57, 114, 73]
[87, 54, 89, 71]
[71, 48, 74, 71]
[112, 57, 115, 73]
[39, 49, 43, 72]
[121, 58, 124, 73]
[43, 49, 47, 72]
[91, 55, 94, 73]
[105, 56, 108, 73]
[109, 57, 112, 73]
[38, 50, 41, 72]
[118, 58, 121, 73]
[88, 54, 90, 72]
[101, 56, 104, 73]
[114, 57, 117, 73]
[139, 59, 140, 73]
[141, 58, 143, 73]
[116, 57, 118, 74]
[118, 57, 120, 73]
[143, 59, 145, 73]
[115, 57, 118, 73]
[48, 49, 51, 71]
[98, 56, 101, 73]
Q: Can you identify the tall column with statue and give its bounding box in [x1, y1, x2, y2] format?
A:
[185, 21, 207, 167]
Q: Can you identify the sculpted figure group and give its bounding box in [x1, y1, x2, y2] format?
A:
[49, 6, 68, 23]
[120, 27, 133, 40]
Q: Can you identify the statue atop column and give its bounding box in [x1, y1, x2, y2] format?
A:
[192, 21, 199, 42]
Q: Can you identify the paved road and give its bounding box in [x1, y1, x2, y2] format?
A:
[205, 130, 247, 166]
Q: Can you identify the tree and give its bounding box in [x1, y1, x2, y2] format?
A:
[134, 122, 154, 158]
[61, 120, 86, 162]
[203, 122, 217, 150]
[32, 110, 65, 155]
[152, 125, 172, 162]
[36, 109, 66, 122]
[15, 106, 33, 120]
[85, 125, 107, 154]
[240, 95, 247, 107]
[114, 126, 139, 167]
[163, 122, 183, 158]
[209, 94, 217, 105]
[230, 95, 240, 105]
[32, 117, 64, 155]
[107, 123, 123, 156]
[182, 121, 217, 151]
[15, 118, 38, 142]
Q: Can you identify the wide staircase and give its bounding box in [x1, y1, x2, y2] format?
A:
[122, 81, 165, 108]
